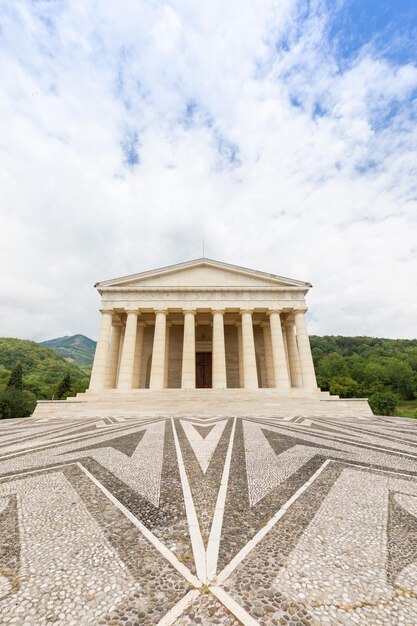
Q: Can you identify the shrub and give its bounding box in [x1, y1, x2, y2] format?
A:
[369, 390, 398, 416]
[0, 388, 35, 419]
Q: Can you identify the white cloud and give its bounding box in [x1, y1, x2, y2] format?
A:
[0, 0, 416, 341]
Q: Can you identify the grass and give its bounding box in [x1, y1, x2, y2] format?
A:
[396, 399, 417, 419]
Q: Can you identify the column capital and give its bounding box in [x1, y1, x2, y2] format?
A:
[154, 309, 168, 316]
[211, 308, 225, 315]
[125, 309, 139, 315]
[283, 318, 295, 327]
[100, 308, 113, 315]
[267, 308, 283, 316]
[293, 307, 308, 314]
[240, 308, 253, 315]
[183, 309, 196, 316]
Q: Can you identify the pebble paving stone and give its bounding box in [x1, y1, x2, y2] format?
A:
[0, 413, 416, 624]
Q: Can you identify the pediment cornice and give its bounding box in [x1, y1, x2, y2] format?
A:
[95, 258, 312, 293]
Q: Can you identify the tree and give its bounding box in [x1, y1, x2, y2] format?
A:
[384, 359, 416, 400]
[369, 390, 398, 416]
[329, 376, 361, 398]
[56, 373, 72, 399]
[316, 352, 349, 390]
[7, 363, 23, 390]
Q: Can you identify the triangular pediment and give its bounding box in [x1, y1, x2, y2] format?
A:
[95, 259, 311, 290]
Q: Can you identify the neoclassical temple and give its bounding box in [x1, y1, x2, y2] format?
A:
[88, 258, 318, 393]
[34, 258, 372, 417]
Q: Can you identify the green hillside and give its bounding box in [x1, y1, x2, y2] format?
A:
[0, 338, 90, 401]
[40, 334, 96, 368]
[310, 335, 417, 416]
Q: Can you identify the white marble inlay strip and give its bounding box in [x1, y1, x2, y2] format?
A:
[210, 586, 260, 626]
[171, 418, 207, 584]
[215, 459, 331, 585]
[77, 462, 201, 589]
[156, 589, 201, 626]
[206, 417, 236, 582]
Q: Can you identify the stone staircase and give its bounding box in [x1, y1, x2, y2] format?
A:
[33, 389, 373, 419]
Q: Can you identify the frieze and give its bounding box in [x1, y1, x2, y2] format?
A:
[101, 289, 304, 303]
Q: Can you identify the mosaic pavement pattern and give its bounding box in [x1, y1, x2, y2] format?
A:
[0, 412, 417, 625]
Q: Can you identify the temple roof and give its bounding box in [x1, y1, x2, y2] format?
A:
[95, 258, 311, 292]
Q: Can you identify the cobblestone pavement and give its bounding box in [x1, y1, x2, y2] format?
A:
[0, 413, 417, 625]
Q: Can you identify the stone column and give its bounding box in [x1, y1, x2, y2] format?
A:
[240, 310, 258, 389]
[132, 321, 146, 389]
[285, 321, 302, 387]
[212, 309, 227, 389]
[261, 321, 275, 388]
[181, 310, 196, 389]
[164, 322, 171, 388]
[105, 321, 122, 388]
[268, 310, 290, 389]
[236, 322, 244, 389]
[294, 309, 318, 390]
[117, 311, 138, 390]
[149, 310, 168, 390]
[89, 310, 113, 392]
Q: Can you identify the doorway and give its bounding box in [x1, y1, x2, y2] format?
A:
[196, 352, 212, 388]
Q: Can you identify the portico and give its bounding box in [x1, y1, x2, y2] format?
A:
[87, 259, 319, 395]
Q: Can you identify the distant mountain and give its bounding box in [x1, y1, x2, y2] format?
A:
[40, 334, 96, 368]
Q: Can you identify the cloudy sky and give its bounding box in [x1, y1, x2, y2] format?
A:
[1, 0, 416, 341]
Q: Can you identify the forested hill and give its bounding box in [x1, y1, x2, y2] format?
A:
[0, 338, 90, 400]
[310, 335, 417, 416]
[41, 334, 96, 368]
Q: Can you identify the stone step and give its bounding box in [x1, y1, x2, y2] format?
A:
[33, 390, 372, 419]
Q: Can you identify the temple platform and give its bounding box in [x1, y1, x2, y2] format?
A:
[33, 389, 372, 418]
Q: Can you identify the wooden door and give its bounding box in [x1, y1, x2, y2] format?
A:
[196, 352, 212, 388]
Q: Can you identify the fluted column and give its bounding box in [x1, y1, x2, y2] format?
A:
[150, 310, 168, 389]
[132, 321, 146, 389]
[105, 322, 122, 388]
[212, 309, 227, 389]
[240, 310, 258, 389]
[294, 309, 318, 390]
[117, 311, 138, 390]
[261, 321, 275, 387]
[285, 321, 302, 387]
[236, 322, 244, 388]
[89, 310, 113, 392]
[181, 310, 196, 389]
[268, 310, 290, 389]
[164, 322, 171, 388]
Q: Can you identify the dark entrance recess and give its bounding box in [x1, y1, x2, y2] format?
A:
[196, 352, 212, 388]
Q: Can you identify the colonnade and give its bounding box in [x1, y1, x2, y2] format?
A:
[88, 308, 317, 393]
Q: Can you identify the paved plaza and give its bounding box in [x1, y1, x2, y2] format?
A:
[0, 413, 417, 625]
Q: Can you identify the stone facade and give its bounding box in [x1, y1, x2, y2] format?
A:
[87, 258, 319, 394]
